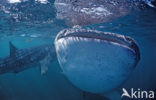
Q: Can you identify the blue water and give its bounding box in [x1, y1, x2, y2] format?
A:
[0, 0, 156, 100]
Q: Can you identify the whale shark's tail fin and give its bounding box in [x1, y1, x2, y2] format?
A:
[9, 41, 18, 57]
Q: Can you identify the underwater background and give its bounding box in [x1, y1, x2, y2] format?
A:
[0, 0, 156, 100]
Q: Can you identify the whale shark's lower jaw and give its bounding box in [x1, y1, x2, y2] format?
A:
[55, 29, 140, 93]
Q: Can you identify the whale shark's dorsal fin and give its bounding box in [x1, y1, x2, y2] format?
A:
[9, 41, 18, 57]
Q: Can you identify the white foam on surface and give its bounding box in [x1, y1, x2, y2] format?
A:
[80, 6, 112, 16]
[8, 0, 21, 3]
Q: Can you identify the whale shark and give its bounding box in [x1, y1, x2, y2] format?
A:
[54, 28, 140, 100]
[0, 28, 140, 99]
[0, 42, 56, 75]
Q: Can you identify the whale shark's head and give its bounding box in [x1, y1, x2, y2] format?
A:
[54, 29, 140, 93]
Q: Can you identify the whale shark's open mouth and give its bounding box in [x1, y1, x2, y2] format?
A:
[56, 29, 140, 61]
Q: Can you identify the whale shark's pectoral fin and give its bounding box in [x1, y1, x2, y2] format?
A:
[9, 41, 18, 57]
[39, 54, 51, 75]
